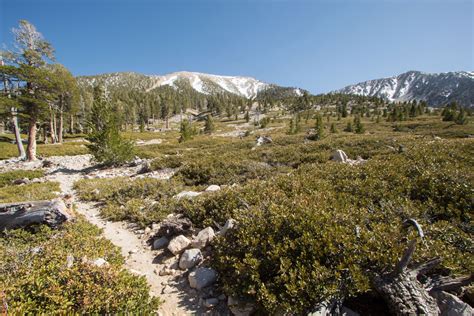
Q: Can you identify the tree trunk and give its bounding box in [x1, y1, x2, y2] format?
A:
[0, 199, 73, 230]
[52, 112, 57, 143]
[58, 111, 63, 143]
[43, 124, 48, 144]
[49, 106, 56, 144]
[70, 114, 74, 134]
[373, 271, 439, 315]
[26, 116, 37, 161]
[11, 108, 26, 159]
[372, 220, 440, 315]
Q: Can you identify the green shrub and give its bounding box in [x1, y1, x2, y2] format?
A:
[0, 218, 161, 314]
[150, 155, 184, 170]
[0, 169, 44, 188]
[0, 181, 60, 203]
[176, 141, 473, 314]
[75, 177, 183, 227]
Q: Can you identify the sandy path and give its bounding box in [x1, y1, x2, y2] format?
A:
[41, 156, 204, 316]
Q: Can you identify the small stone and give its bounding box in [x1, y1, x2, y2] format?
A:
[129, 248, 138, 255]
[204, 298, 219, 308]
[92, 258, 108, 267]
[192, 227, 215, 249]
[167, 235, 191, 255]
[159, 267, 174, 276]
[129, 269, 146, 277]
[162, 285, 174, 294]
[219, 219, 237, 236]
[66, 255, 74, 268]
[188, 267, 218, 290]
[12, 177, 30, 185]
[227, 296, 256, 316]
[205, 185, 221, 192]
[144, 227, 151, 234]
[179, 248, 203, 270]
[174, 191, 202, 199]
[431, 291, 473, 316]
[153, 236, 169, 250]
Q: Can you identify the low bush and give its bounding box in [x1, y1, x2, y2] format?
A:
[0, 169, 44, 188]
[176, 141, 473, 314]
[75, 177, 183, 227]
[0, 218, 161, 314]
[0, 181, 60, 203]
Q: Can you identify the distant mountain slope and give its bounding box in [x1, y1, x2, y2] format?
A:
[335, 71, 474, 107]
[77, 71, 303, 99]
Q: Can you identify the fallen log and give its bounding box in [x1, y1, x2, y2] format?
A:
[0, 199, 73, 230]
[373, 219, 472, 315]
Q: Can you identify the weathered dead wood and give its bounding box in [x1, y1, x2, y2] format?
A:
[373, 219, 441, 315]
[155, 215, 193, 238]
[427, 275, 474, 293]
[374, 270, 440, 315]
[0, 199, 73, 230]
[372, 218, 473, 315]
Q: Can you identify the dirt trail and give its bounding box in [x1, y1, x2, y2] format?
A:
[35, 155, 205, 316]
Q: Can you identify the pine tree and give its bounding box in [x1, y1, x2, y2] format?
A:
[330, 122, 337, 133]
[313, 113, 324, 140]
[204, 114, 215, 134]
[1, 20, 55, 161]
[86, 85, 134, 166]
[354, 115, 365, 134]
[442, 102, 458, 122]
[179, 119, 196, 142]
[455, 108, 468, 125]
[287, 114, 300, 135]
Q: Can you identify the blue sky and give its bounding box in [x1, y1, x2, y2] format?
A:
[1, 0, 472, 93]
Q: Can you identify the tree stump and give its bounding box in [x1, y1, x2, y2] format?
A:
[0, 199, 73, 230]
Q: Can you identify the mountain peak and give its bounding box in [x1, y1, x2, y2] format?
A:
[77, 71, 303, 99]
[336, 70, 474, 106]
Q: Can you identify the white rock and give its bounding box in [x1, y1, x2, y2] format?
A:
[188, 267, 218, 290]
[66, 255, 74, 268]
[205, 185, 221, 192]
[431, 291, 473, 316]
[92, 258, 108, 267]
[179, 248, 203, 270]
[192, 227, 215, 249]
[167, 235, 191, 255]
[219, 218, 237, 236]
[331, 150, 348, 163]
[153, 236, 169, 250]
[174, 191, 202, 199]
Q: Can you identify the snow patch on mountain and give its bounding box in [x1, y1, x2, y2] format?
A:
[146, 71, 269, 98]
[336, 70, 474, 107]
